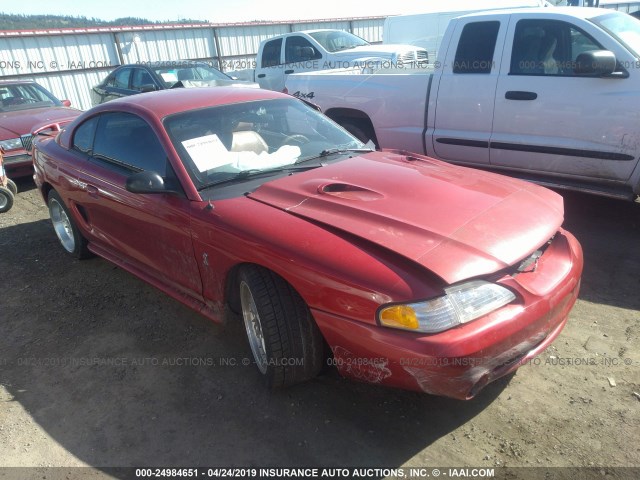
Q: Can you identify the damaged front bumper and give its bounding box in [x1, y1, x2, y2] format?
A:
[312, 229, 583, 400]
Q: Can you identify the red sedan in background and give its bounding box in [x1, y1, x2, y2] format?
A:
[32, 87, 583, 400]
[0, 80, 81, 177]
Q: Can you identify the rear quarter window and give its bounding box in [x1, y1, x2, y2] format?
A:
[453, 21, 500, 74]
[72, 116, 99, 154]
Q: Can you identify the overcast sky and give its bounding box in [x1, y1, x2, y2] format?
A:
[0, 0, 559, 24]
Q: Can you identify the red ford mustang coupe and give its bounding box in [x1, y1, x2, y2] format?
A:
[33, 87, 583, 400]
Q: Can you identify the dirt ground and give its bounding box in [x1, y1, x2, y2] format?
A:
[0, 178, 638, 478]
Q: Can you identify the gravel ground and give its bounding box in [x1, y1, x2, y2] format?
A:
[0, 179, 638, 479]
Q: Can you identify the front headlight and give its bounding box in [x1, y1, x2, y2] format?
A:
[378, 280, 516, 333]
[0, 138, 23, 151]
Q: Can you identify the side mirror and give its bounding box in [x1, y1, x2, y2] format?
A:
[125, 171, 169, 194]
[140, 84, 158, 93]
[574, 50, 617, 76]
[300, 46, 315, 61]
[61, 100, 72, 107]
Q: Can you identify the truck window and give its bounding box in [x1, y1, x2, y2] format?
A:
[510, 20, 603, 76]
[453, 21, 500, 74]
[262, 38, 283, 67]
[285, 36, 322, 63]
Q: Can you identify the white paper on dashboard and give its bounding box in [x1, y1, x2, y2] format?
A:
[182, 134, 232, 172]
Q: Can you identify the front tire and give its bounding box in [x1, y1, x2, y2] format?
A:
[48, 190, 91, 259]
[238, 266, 324, 388]
[0, 186, 14, 213]
[6, 178, 17, 195]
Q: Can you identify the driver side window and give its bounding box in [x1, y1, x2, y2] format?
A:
[285, 36, 322, 63]
[510, 19, 603, 76]
[131, 68, 156, 91]
[92, 112, 168, 174]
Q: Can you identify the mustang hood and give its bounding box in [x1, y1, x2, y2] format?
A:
[248, 151, 564, 284]
[0, 106, 80, 137]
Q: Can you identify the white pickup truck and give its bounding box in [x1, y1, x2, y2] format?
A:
[285, 7, 640, 201]
[231, 29, 428, 92]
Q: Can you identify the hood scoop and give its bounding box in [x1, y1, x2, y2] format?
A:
[317, 182, 384, 201]
[248, 153, 563, 284]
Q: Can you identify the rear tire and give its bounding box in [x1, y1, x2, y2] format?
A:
[47, 190, 92, 259]
[238, 265, 324, 388]
[341, 121, 378, 148]
[0, 186, 14, 213]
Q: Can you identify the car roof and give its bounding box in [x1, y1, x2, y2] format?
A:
[117, 61, 214, 68]
[112, 86, 284, 114]
[460, 6, 612, 20]
[0, 80, 37, 86]
[300, 29, 357, 35]
[59, 87, 291, 150]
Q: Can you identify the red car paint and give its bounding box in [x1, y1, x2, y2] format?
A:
[33, 87, 583, 399]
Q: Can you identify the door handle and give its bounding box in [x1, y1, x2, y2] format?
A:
[284, 69, 294, 74]
[86, 185, 99, 198]
[257, 73, 266, 78]
[505, 91, 538, 101]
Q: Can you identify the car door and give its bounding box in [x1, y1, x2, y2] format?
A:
[68, 111, 203, 300]
[430, 18, 506, 165]
[491, 16, 638, 183]
[95, 67, 134, 104]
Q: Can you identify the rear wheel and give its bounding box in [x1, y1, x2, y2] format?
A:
[238, 265, 324, 388]
[48, 190, 91, 259]
[0, 186, 14, 213]
[341, 120, 378, 148]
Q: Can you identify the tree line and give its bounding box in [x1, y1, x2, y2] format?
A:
[0, 13, 209, 30]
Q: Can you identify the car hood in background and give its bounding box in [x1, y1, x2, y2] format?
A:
[248, 151, 564, 284]
[0, 106, 81, 137]
[180, 79, 260, 89]
[338, 44, 423, 58]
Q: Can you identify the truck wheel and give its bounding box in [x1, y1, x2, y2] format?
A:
[238, 265, 324, 388]
[47, 190, 92, 259]
[342, 121, 378, 148]
[6, 179, 17, 195]
[0, 186, 14, 213]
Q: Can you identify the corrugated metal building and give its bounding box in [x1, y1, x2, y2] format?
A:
[0, 17, 385, 110]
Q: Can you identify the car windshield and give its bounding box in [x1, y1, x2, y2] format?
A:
[0, 83, 60, 112]
[591, 12, 640, 58]
[154, 64, 231, 88]
[308, 31, 369, 52]
[164, 98, 367, 190]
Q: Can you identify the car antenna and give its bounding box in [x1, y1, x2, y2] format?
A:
[205, 200, 214, 211]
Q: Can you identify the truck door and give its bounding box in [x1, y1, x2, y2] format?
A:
[490, 16, 638, 183]
[281, 35, 324, 91]
[256, 37, 284, 91]
[429, 18, 507, 165]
